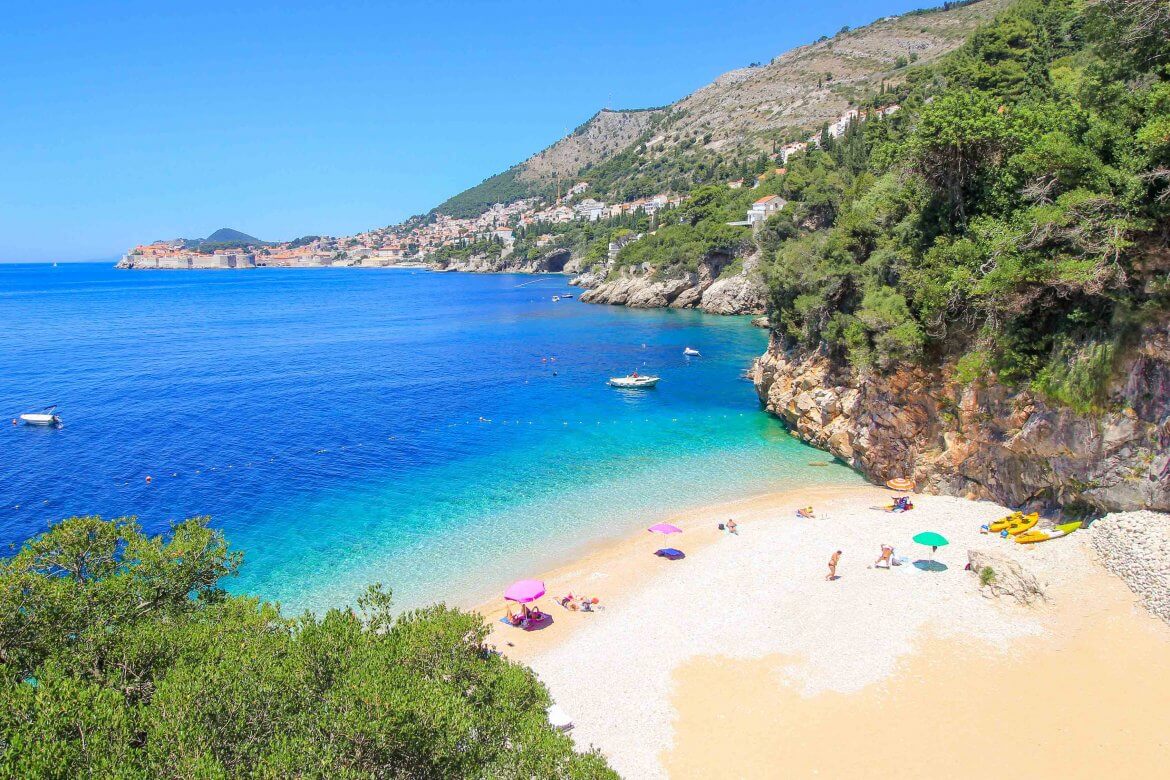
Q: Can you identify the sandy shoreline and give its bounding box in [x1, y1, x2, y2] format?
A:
[475, 485, 1170, 778]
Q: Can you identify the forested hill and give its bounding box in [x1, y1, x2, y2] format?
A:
[752, 0, 1170, 512]
[432, 0, 1009, 218]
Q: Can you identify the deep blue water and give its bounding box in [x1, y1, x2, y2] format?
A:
[0, 263, 860, 611]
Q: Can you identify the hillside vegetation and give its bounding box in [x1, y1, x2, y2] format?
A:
[759, 0, 1170, 412]
[0, 516, 616, 778]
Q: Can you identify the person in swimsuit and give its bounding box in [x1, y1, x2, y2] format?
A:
[827, 550, 842, 581]
[726, 519, 738, 535]
[874, 544, 894, 569]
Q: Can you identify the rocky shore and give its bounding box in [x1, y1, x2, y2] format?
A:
[751, 322, 1170, 513]
[572, 251, 766, 315]
[1090, 510, 1170, 624]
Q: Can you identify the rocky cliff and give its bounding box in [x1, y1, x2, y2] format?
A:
[751, 323, 1170, 512]
[431, 248, 573, 275]
[572, 251, 767, 315]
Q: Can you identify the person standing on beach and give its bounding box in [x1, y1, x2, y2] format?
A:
[827, 550, 842, 581]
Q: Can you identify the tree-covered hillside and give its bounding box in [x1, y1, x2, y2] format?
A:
[0, 516, 616, 779]
[759, 0, 1169, 412]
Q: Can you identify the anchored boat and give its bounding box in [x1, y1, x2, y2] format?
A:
[19, 405, 61, 426]
[683, 347, 701, 357]
[607, 374, 660, 389]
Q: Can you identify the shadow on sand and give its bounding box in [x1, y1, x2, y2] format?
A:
[913, 559, 948, 572]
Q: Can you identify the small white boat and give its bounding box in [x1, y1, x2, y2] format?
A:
[683, 347, 701, 357]
[561, 293, 574, 299]
[19, 405, 61, 426]
[608, 374, 660, 389]
[552, 295, 560, 302]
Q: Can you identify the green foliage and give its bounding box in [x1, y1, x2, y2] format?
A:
[1032, 336, 1118, 412]
[0, 517, 616, 779]
[432, 168, 542, 220]
[759, 0, 1170, 392]
[979, 566, 997, 586]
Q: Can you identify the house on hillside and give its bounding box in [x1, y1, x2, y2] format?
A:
[574, 198, 607, 221]
[779, 141, 807, 163]
[747, 194, 787, 225]
[494, 226, 515, 243]
[728, 178, 745, 189]
[643, 194, 669, 215]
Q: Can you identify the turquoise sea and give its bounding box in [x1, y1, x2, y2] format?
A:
[0, 263, 861, 611]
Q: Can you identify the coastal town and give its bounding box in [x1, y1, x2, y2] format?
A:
[117, 104, 898, 271]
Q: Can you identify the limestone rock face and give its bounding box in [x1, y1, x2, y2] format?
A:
[751, 323, 1170, 513]
[573, 251, 767, 315]
[434, 248, 572, 275]
[967, 549, 1046, 605]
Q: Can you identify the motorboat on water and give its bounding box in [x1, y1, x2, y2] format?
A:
[561, 293, 575, 299]
[19, 405, 61, 426]
[552, 295, 560, 302]
[683, 347, 701, 357]
[607, 373, 660, 389]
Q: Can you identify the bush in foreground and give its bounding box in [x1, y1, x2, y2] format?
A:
[0, 516, 615, 779]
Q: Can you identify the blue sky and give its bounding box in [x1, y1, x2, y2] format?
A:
[0, 0, 922, 261]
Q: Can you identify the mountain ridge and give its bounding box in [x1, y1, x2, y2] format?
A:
[432, 0, 1008, 219]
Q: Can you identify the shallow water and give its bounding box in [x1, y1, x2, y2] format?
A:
[0, 263, 861, 611]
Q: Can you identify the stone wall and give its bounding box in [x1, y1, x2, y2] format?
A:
[1090, 510, 1170, 623]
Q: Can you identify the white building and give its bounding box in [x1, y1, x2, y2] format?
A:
[574, 198, 607, 221]
[779, 141, 807, 163]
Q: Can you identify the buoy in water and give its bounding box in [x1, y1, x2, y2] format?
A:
[145, 475, 152, 483]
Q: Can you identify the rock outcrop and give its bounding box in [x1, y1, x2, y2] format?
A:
[968, 549, 1046, 605]
[574, 252, 766, 315]
[433, 248, 572, 275]
[1090, 510, 1170, 624]
[751, 322, 1170, 513]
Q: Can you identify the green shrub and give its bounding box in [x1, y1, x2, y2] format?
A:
[0, 517, 616, 778]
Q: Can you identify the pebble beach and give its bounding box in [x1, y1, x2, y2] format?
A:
[480, 486, 1170, 778]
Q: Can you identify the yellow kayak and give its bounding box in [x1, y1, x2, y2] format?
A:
[989, 512, 1023, 533]
[1005, 512, 1040, 535]
[1015, 521, 1082, 544]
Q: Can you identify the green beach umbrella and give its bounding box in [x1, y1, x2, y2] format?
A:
[912, 531, 949, 568]
[912, 531, 948, 548]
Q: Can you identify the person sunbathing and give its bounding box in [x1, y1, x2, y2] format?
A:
[506, 606, 524, 626]
[726, 519, 738, 535]
[797, 506, 815, 518]
[874, 544, 894, 569]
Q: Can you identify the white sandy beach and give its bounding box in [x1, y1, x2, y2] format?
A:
[479, 485, 1170, 778]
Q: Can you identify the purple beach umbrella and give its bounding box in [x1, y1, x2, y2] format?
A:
[504, 579, 546, 603]
[647, 523, 682, 535]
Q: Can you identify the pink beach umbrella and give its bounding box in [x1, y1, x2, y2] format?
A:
[647, 523, 682, 535]
[504, 579, 546, 604]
